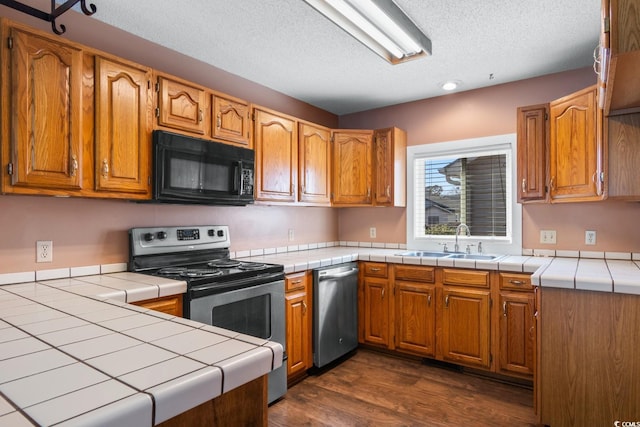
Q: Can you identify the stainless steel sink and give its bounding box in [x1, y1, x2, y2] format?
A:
[446, 253, 500, 260]
[397, 251, 451, 258]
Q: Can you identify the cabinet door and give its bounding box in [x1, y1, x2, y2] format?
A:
[213, 94, 251, 147]
[373, 127, 406, 207]
[253, 108, 297, 202]
[362, 277, 390, 347]
[8, 28, 83, 190]
[516, 104, 548, 202]
[441, 287, 491, 368]
[285, 288, 311, 380]
[332, 130, 373, 205]
[395, 282, 435, 357]
[95, 57, 152, 196]
[132, 295, 183, 317]
[498, 292, 535, 377]
[157, 76, 206, 134]
[299, 122, 331, 205]
[549, 86, 602, 201]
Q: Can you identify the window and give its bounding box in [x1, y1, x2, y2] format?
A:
[407, 134, 521, 255]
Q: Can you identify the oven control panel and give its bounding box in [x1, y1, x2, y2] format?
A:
[130, 225, 230, 256]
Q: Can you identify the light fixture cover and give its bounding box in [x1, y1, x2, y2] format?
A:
[303, 0, 432, 64]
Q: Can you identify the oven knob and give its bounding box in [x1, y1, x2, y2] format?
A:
[156, 231, 168, 240]
[217, 230, 224, 237]
[143, 232, 155, 242]
[208, 229, 215, 237]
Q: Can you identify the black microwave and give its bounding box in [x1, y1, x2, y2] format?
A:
[152, 130, 254, 206]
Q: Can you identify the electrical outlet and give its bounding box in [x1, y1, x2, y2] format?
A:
[585, 230, 597, 245]
[288, 229, 294, 241]
[369, 227, 377, 238]
[539, 230, 556, 244]
[36, 240, 53, 263]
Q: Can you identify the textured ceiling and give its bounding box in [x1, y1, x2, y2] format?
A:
[88, 0, 600, 115]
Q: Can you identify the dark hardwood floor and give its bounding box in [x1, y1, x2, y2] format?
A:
[269, 349, 537, 426]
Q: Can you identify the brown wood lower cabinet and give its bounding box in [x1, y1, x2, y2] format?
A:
[132, 294, 183, 317]
[360, 263, 391, 348]
[285, 272, 312, 385]
[441, 287, 491, 369]
[537, 288, 640, 426]
[358, 262, 535, 381]
[394, 265, 436, 357]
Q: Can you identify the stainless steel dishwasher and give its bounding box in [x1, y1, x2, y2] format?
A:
[312, 262, 359, 368]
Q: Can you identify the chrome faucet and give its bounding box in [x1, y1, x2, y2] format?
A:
[454, 223, 470, 252]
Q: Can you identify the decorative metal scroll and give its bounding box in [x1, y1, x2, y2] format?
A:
[0, 0, 97, 35]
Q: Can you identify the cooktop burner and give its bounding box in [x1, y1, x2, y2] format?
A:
[207, 259, 241, 268]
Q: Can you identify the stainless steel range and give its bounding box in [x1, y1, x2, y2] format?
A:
[128, 225, 286, 403]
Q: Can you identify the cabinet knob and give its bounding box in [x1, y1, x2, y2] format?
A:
[217, 114, 221, 128]
[302, 301, 307, 315]
[427, 294, 432, 307]
[445, 295, 449, 308]
[508, 280, 525, 286]
[549, 176, 555, 191]
[102, 159, 109, 178]
[503, 301, 507, 317]
[521, 178, 526, 193]
[199, 109, 204, 123]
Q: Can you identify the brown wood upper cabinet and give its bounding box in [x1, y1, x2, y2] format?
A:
[373, 127, 406, 207]
[3, 27, 84, 194]
[253, 107, 298, 203]
[599, 0, 640, 115]
[549, 86, 603, 202]
[516, 105, 548, 202]
[156, 75, 207, 135]
[517, 85, 604, 204]
[212, 92, 251, 147]
[332, 130, 374, 205]
[298, 121, 331, 205]
[94, 57, 152, 197]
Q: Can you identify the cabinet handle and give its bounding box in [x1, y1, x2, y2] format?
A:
[217, 114, 221, 128]
[369, 267, 381, 272]
[549, 176, 555, 190]
[102, 159, 109, 178]
[381, 288, 385, 298]
[427, 294, 432, 306]
[386, 185, 390, 197]
[503, 301, 507, 317]
[508, 279, 525, 286]
[290, 279, 302, 285]
[445, 295, 449, 308]
[521, 178, 526, 193]
[199, 109, 204, 123]
[70, 155, 78, 177]
[302, 301, 307, 315]
[367, 188, 371, 198]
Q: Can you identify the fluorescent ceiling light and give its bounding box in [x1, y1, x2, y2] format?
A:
[303, 0, 432, 64]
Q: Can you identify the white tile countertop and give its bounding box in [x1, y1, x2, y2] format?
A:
[0, 275, 282, 426]
[234, 246, 640, 295]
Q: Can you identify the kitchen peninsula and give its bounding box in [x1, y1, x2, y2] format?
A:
[0, 271, 281, 426]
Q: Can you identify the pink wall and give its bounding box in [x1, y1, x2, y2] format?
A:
[0, 196, 338, 273]
[339, 69, 640, 252]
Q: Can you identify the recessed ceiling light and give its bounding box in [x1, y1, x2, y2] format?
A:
[440, 80, 462, 91]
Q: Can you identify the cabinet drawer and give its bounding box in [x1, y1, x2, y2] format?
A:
[394, 265, 435, 283]
[362, 262, 388, 278]
[285, 272, 307, 292]
[442, 269, 490, 288]
[499, 273, 533, 291]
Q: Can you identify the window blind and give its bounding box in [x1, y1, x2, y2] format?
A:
[414, 153, 507, 238]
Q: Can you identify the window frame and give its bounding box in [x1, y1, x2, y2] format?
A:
[406, 133, 522, 255]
